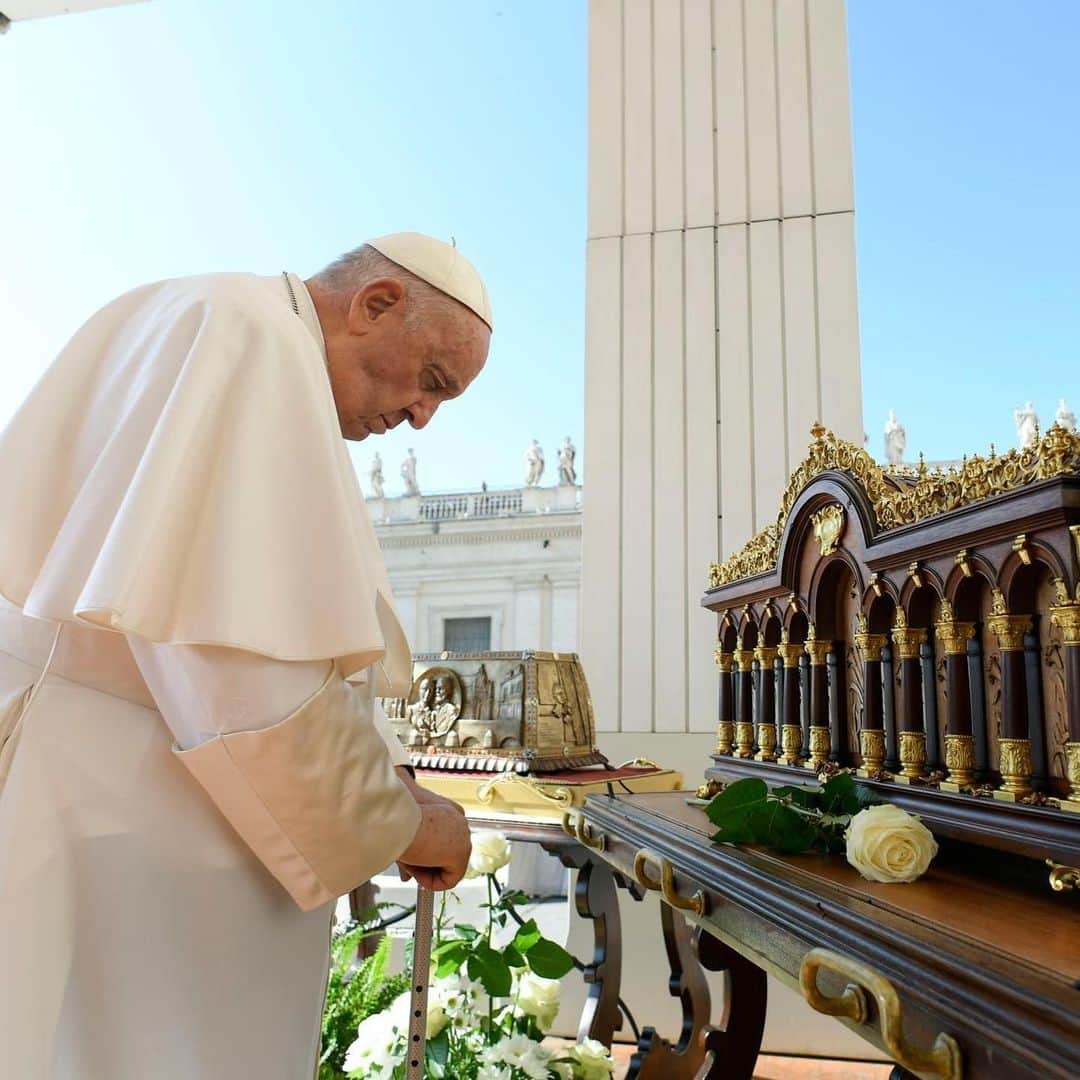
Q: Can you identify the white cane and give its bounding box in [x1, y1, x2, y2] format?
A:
[405, 886, 435, 1080]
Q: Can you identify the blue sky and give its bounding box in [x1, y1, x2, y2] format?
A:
[1, 1, 1076, 491]
[0, 0, 587, 494]
[849, 1, 1079, 459]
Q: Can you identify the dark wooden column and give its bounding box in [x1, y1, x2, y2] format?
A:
[733, 649, 755, 758]
[1023, 625, 1048, 792]
[1049, 600, 1080, 809]
[966, 634, 990, 780]
[936, 608, 976, 790]
[987, 593, 1033, 799]
[777, 640, 803, 766]
[827, 646, 844, 763]
[882, 642, 898, 772]
[714, 648, 734, 755]
[920, 638, 941, 770]
[891, 612, 928, 781]
[804, 635, 832, 772]
[854, 620, 888, 775]
[753, 646, 778, 761]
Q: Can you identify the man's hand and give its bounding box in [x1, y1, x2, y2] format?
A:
[397, 803, 472, 890]
[395, 766, 471, 890]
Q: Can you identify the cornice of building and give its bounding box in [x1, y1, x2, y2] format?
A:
[377, 523, 582, 549]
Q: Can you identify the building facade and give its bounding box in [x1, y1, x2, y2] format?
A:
[370, 483, 582, 656]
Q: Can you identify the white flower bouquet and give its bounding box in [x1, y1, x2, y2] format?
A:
[332, 832, 617, 1080]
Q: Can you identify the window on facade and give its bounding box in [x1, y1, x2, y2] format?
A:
[443, 617, 492, 653]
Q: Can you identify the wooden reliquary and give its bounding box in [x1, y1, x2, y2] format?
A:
[379, 650, 605, 773]
[704, 422, 1080, 867]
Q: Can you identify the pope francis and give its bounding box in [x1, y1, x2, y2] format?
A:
[0, 234, 490, 1077]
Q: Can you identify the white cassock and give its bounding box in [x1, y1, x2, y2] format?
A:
[0, 271, 421, 1078]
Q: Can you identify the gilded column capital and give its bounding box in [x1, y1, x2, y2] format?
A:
[890, 625, 927, 661]
[805, 639, 833, 667]
[777, 642, 804, 668]
[754, 644, 779, 668]
[732, 648, 755, 672]
[713, 647, 734, 674]
[987, 613, 1031, 652]
[935, 620, 976, 656]
[854, 631, 888, 662]
[1049, 602, 1080, 647]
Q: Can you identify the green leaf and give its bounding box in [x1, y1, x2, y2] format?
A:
[432, 939, 468, 977]
[747, 802, 818, 853]
[495, 889, 530, 909]
[525, 938, 575, 979]
[427, 1030, 450, 1076]
[502, 943, 526, 970]
[467, 942, 513, 997]
[773, 784, 820, 810]
[820, 773, 861, 817]
[704, 777, 769, 825]
[706, 777, 771, 844]
[855, 783, 878, 809]
[453, 924, 480, 941]
[511, 919, 543, 955]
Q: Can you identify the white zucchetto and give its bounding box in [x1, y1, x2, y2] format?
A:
[367, 232, 493, 330]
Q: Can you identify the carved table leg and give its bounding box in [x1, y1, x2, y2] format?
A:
[348, 880, 381, 960]
[543, 841, 625, 1045]
[627, 903, 716, 1080]
[695, 929, 767, 1079]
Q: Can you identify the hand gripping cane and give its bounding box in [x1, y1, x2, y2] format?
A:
[405, 886, 435, 1080]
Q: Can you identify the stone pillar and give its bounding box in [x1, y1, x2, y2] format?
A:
[581, 0, 862, 736]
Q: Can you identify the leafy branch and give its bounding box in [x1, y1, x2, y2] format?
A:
[705, 774, 876, 855]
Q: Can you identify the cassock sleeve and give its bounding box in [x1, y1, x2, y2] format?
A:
[128, 637, 421, 910]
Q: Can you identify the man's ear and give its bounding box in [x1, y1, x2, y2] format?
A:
[348, 278, 405, 329]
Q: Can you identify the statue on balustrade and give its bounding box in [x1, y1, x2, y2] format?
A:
[1014, 401, 1040, 448]
[524, 439, 545, 487]
[1055, 398, 1076, 432]
[558, 437, 577, 486]
[883, 409, 906, 466]
[401, 447, 420, 495]
[368, 451, 385, 498]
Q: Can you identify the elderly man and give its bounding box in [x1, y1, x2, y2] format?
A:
[0, 234, 488, 1077]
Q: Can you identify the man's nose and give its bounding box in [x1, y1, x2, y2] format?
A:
[408, 399, 438, 429]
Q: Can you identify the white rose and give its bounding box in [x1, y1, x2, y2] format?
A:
[513, 970, 562, 1031]
[466, 830, 513, 878]
[566, 1037, 616, 1080]
[845, 804, 938, 883]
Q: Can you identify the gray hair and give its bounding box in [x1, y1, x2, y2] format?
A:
[313, 244, 459, 328]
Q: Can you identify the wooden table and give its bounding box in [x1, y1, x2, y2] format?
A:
[575, 790, 1080, 1080]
